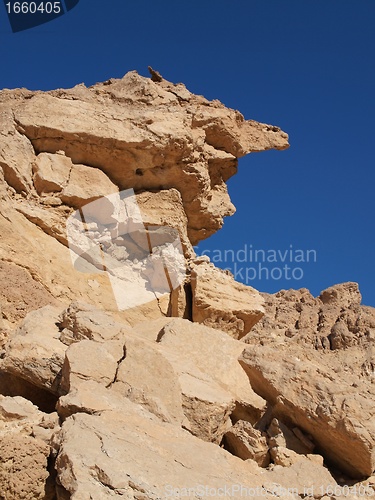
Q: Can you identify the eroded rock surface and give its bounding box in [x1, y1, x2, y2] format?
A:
[224, 420, 270, 466]
[0, 70, 284, 331]
[0, 434, 50, 500]
[241, 282, 375, 478]
[51, 309, 340, 498]
[190, 258, 265, 338]
[1, 295, 374, 497]
[1, 303, 265, 444]
[1, 72, 375, 498]
[2, 71, 288, 245]
[0, 395, 59, 499]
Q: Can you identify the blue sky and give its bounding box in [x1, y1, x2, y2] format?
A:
[1, 0, 374, 304]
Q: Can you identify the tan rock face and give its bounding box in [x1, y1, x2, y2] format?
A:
[267, 418, 315, 455]
[244, 282, 371, 349]
[224, 420, 270, 466]
[1, 306, 65, 394]
[0, 395, 58, 499]
[0, 260, 57, 325]
[0, 102, 35, 193]
[190, 258, 265, 338]
[1, 303, 266, 444]
[60, 162, 118, 208]
[0, 71, 281, 331]
[51, 309, 340, 499]
[1, 296, 371, 496]
[265, 456, 337, 497]
[2, 72, 288, 246]
[0, 395, 59, 446]
[136, 188, 194, 258]
[240, 282, 375, 478]
[32, 152, 71, 195]
[0, 434, 50, 500]
[3, 73, 373, 497]
[111, 333, 186, 426]
[139, 317, 267, 432]
[55, 391, 268, 499]
[57, 300, 129, 344]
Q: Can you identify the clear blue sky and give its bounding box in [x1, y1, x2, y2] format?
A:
[1, 1, 374, 304]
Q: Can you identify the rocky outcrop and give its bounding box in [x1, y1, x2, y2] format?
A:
[190, 258, 265, 338]
[2, 71, 288, 244]
[224, 420, 270, 466]
[55, 390, 270, 499]
[1, 303, 265, 443]
[0, 70, 286, 331]
[0, 395, 59, 499]
[1, 72, 375, 497]
[2, 302, 340, 499]
[244, 282, 373, 349]
[240, 282, 375, 478]
[1, 294, 375, 496]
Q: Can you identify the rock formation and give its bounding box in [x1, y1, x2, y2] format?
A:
[0, 70, 374, 498]
[241, 283, 375, 478]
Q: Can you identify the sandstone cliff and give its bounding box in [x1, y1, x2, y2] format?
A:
[0, 70, 374, 499]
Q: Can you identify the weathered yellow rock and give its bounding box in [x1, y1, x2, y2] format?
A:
[191, 259, 265, 338]
[2, 73, 364, 498]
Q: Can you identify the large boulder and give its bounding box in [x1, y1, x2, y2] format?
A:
[0, 72, 287, 332]
[0, 395, 59, 499]
[240, 283, 375, 478]
[1, 303, 265, 444]
[190, 259, 265, 338]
